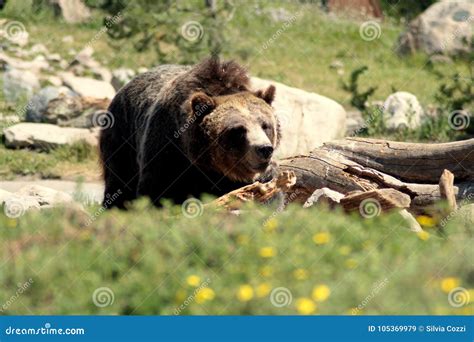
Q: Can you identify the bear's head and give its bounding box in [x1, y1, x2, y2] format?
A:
[183, 85, 280, 182]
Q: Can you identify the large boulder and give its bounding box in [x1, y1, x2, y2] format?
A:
[60, 72, 116, 99]
[2, 69, 40, 102]
[3, 123, 99, 149]
[251, 77, 346, 158]
[396, 0, 474, 56]
[382, 92, 424, 130]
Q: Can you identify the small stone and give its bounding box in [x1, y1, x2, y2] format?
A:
[382, 91, 424, 130]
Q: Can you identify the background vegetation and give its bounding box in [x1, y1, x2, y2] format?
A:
[0, 0, 472, 315]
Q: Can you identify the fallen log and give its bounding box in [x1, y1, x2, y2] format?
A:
[211, 138, 473, 217]
[321, 137, 474, 183]
[279, 138, 474, 214]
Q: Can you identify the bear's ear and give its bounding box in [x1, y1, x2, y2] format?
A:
[190, 92, 216, 117]
[254, 85, 276, 105]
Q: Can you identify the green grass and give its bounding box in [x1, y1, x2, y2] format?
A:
[0, 200, 472, 315]
[0, 142, 100, 180]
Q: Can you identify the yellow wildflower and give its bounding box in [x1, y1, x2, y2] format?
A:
[295, 298, 316, 315]
[195, 287, 215, 303]
[293, 268, 309, 280]
[312, 232, 331, 245]
[237, 284, 254, 302]
[417, 231, 430, 241]
[312, 284, 331, 302]
[259, 266, 273, 277]
[256, 283, 271, 298]
[345, 258, 358, 269]
[259, 246, 276, 258]
[263, 218, 278, 232]
[338, 245, 352, 256]
[440, 277, 460, 293]
[186, 275, 201, 287]
[416, 215, 437, 228]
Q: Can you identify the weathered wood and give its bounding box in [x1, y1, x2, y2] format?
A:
[340, 189, 411, 213]
[278, 138, 474, 214]
[322, 137, 474, 183]
[439, 169, 457, 212]
[211, 171, 296, 210]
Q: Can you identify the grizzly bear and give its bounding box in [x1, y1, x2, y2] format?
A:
[99, 58, 280, 208]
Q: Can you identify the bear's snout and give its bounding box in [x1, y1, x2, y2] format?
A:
[255, 145, 274, 160]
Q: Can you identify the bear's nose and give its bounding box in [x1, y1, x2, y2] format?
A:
[255, 145, 274, 160]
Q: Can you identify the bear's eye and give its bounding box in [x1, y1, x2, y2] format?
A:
[261, 123, 270, 130]
[225, 126, 247, 146]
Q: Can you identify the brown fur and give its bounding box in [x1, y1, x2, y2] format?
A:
[99, 58, 279, 208]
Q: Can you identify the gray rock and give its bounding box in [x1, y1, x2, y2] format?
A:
[25, 86, 77, 123]
[382, 91, 424, 130]
[42, 96, 110, 128]
[2, 69, 40, 102]
[251, 77, 346, 159]
[111, 68, 136, 91]
[397, 0, 474, 56]
[3, 123, 100, 149]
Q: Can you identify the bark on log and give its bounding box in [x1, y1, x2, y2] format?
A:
[278, 138, 474, 214]
[322, 138, 474, 183]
